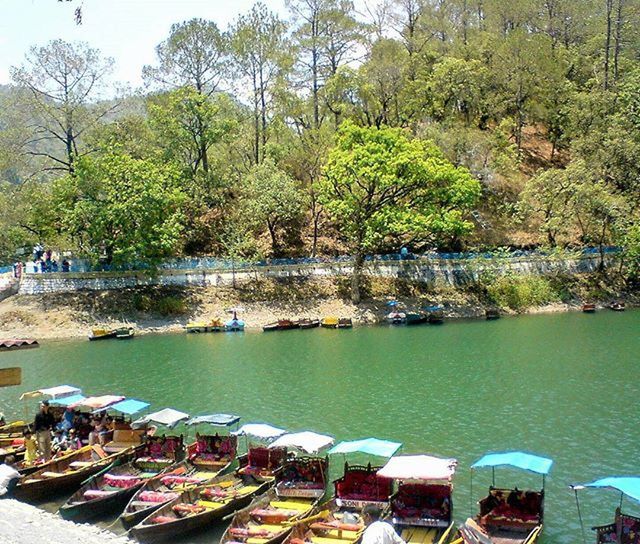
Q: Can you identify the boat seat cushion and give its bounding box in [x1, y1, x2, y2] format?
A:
[197, 500, 224, 509]
[83, 489, 117, 500]
[138, 491, 180, 503]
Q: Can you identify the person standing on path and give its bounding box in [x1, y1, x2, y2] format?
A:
[360, 505, 406, 544]
[33, 400, 55, 461]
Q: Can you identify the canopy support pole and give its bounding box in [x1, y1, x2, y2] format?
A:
[492, 467, 495, 487]
[620, 491, 624, 510]
[573, 487, 587, 544]
[470, 469, 473, 518]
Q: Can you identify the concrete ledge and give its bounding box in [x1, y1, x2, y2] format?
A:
[15, 254, 608, 296]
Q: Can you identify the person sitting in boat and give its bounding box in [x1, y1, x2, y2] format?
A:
[88, 416, 110, 446]
[23, 429, 38, 466]
[57, 407, 75, 432]
[361, 504, 406, 544]
[52, 429, 69, 454]
[195, 433, 210, 455]
[66, 428, 82, 450]
[0, 413, 5, 427]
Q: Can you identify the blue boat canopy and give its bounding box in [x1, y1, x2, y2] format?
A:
[472, 452, 553, 475]
[186, 413, 241, 427]
[579, 477, 640, 503]
[51, 394, 86, 407]
[328, 438, 402, 457]
[106, 399, 150, 415]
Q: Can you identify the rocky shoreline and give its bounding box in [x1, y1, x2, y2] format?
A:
[0, 498, 132, 544]
[0, 274, 636, 341]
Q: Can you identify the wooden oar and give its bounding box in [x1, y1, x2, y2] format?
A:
[283, 510, 331, 527]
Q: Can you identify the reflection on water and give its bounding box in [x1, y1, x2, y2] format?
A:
[1, 309, 640, 543]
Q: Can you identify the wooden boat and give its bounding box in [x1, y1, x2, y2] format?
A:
[485, 309, 500, 320]
[0, 338, 39, 350]
[121, 433, 236, 527]
[0, 436, 25, 465]
[457, 451, 551, 544]
[390, 480, 455, 544]
[427, 310, 445, 324]
[337, 318, 353, 329]
[405, 312, 428, 325]
[321, 317, 339, 328]
[12, 444, 134, 503]
[185, 319, 225, 333]
[572, 476, 640, 544]
[582, 303, 596, 313]
[386, 311, 407, 325]
[321, 317, 353, 329]
[88, 328, 118, 341]
[59, 444, 175, 522]
[298, 319, 320, 330]
[283, 499, 364, 544]
[609, 301, 625, 311]
[333, 462, 393, 511]
[263, 320, 300, 332]
[130, 473, 270, 542]
[220, 488, 320, 544]
[116, 327, 135, 339]
[221, 457, 328, 544]
[0, 420, 29, 437]
[237, 445, 289, 482]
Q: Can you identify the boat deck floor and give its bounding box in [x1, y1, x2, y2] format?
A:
[488, 530, 527, 544]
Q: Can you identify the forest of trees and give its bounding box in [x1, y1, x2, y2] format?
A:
[1, 0, 639, 282]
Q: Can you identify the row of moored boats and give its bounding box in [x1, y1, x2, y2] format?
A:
[0, 386, 632, 544]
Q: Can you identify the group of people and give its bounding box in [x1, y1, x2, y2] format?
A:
[20, 400, 117, 466]
[10, 245, 71, 278]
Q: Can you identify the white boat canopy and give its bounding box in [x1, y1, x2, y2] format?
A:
[71, 395, 125, 410]
[132, 408, 190, 429]
[268, 431, 334, 454]
[232, 423, 287, 441]
[377, 455, 458, 481]
[328, 437, 402, 458]
[20, 385, 82, 401]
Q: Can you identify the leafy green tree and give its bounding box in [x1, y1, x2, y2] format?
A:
[519, 167, 578, 246]
[53, 151, 186, 267]
[143, 18, 229, 96]
[240, 158, 308, 256]
[320, 122, 480, 302]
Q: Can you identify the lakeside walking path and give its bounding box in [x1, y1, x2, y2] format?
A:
[0, 499, 131, 544]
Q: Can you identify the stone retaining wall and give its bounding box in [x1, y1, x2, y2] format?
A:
[16, 254, 607, 295]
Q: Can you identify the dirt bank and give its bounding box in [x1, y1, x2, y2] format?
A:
[0, 274, 636, 341]
[0, 498, 131, 544]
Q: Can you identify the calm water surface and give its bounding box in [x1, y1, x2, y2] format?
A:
[1, 310, 639, 543]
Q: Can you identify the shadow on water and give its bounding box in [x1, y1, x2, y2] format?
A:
[2, 309, 640, 543]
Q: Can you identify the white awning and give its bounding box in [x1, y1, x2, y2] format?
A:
[132, 408, 189, 429]
[377, 455, 458, 481]
[20, 385, 82, 401]
[268, 431, 334, 454]
[232, 423, 287, 441]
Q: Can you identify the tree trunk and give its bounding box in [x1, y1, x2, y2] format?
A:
[613, 0, 624, 86]
[604, 0, 614, 90]
[351, 251, 364, 304]
[267, 219, 279, 256]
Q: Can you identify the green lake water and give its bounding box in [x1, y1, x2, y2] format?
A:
[1, 310, 639, 543]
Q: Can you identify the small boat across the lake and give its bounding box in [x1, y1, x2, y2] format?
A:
[0, 338, 39, 351]
[263, 320, 299, 332]
[582, 303, 596, 313]
[609, 301, 625, 311]
[298, 318, 320, 330]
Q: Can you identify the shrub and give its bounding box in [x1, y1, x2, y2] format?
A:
[486, 275, 560, 311]
[154, 296, 187, 316]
